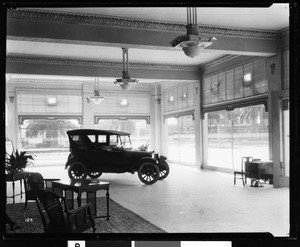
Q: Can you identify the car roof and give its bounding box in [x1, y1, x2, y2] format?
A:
[67, 129, 131, 136]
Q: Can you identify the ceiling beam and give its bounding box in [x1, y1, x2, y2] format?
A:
[7, 10, 279, 56]
[6, 55, 200, 81]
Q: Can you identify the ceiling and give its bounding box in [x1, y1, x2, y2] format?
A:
[6, 4, 290, 82]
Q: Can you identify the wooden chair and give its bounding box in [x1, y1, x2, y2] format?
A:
[36, 192, 96, 233]
[24, 172, 60, 207]
[234, 156, 253, 186]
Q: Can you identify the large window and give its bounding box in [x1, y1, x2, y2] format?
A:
[18, 118, 81, 166]
[95, 119, 150, 149]
[166, 115, 195, 165]
[207, 104, 269, 170]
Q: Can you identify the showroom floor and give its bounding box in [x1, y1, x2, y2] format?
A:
[6, 163, 289, 237]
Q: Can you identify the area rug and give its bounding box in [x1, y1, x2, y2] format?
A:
[5, 197, 166, 234]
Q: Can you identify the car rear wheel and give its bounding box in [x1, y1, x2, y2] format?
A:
[138, 162, 160, 185]
[88, 171, 102, 179]
[158, 160, 169, 180]
[68, 161, 87, 180]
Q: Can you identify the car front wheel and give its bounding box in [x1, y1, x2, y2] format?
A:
[68, 161, 87, 180]
[158, 160, 169, 180]
[88, 171, 102, 179]
[138, 162, 160, 185]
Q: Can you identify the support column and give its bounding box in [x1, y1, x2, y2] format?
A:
[6, 80, 17, 147]
[267, 54, 284, 188]
[153, 84, 162, 153]
[82, 82, 95, 129]
[194, 81, 202, 168]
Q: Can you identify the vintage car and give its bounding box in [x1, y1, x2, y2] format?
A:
[65, 129, 169, 185]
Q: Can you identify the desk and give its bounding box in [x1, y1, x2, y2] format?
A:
[52, 179, 110, 220]
[245, 160, 273, 187]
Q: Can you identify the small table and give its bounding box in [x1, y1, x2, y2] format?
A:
[245, 160, 273, 187]
[52, 179, 110, 220]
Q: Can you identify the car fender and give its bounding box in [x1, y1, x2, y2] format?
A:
[139, 157, 158, 166]
[159, 155, 167, 162]
[65, 156, 88, 169]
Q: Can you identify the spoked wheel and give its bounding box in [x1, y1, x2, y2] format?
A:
[158, 160, 169, 180]
[68, 161, 87, 180]
[88, 171, 102, 179]
[138, 162, 160, 185]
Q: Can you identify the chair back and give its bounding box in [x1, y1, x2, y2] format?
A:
[241, 156, 253, 172]
[24, 172, 45, 201]
[36, 192, 69, 233]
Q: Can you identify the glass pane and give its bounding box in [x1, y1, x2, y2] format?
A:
[206, 104, 269, 170]
[207, 110, 232, 168]
[232, 105, 269, 170]
[87, 135, 96, 143]
[166, 117, 180, 161]
[166, 115, 195, 165]
[178, 115, 195, 164]
[98, 135, 107, 144]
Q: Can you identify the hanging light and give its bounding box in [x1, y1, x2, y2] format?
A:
[87, 78, 104, 104]
[114, 48, 138, 90]
[170, 7, 217, 58]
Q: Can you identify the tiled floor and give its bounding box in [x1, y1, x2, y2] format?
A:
[6, 163, 290, 236]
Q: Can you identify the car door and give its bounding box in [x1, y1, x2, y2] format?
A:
[101, 134, 131, 172]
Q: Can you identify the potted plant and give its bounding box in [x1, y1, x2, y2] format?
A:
[5, 149, 35, 181]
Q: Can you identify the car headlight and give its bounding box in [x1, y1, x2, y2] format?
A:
[153, 153, 160, 160]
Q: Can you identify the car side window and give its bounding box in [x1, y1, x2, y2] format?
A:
[98, 135, 107, 145]
[70, 135, 89, 149]
[110, 135, 118, 146]
[87, 135, 96, 143]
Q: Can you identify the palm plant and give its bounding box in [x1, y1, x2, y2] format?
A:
[5, 149, 35, 177]
[25, 120, 79, 147]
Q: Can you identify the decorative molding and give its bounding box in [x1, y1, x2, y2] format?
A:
[18, 115, 83, 125]
[94, 115, 150, 124]
[200, 55, 239, 70]
[6, 55, 200, 71]
[201, 94, 268, 119]
[163, 109, 195, 122]
[7, 9, 280, 39]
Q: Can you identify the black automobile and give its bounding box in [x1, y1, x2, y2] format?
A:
[65, 129, 169, 185]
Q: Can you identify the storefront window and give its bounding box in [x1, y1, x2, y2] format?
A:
[207, 104, 269, 169]
[166, 115, 195, 165]
[95, 119, 150, 149]
[18, 118, 81, 166]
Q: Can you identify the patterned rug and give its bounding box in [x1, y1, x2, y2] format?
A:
[5, 197, 166, 234]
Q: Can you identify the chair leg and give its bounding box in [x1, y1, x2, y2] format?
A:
[242, 174, 245, 186]
[234, 173, 236, 185]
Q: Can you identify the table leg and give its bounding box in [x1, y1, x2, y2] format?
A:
[86, 191, 96, 216]
[12, 181, 15, 203]
[106, 189, 110, 221]
[20, 179, 23, 198]
[65, 190, 74, 209]
[77, 192, 82, 207]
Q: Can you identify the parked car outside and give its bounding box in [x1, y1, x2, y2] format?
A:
[65, 129, 169, 185]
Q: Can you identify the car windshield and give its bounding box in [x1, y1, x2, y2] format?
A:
[119, 135, 132, 149]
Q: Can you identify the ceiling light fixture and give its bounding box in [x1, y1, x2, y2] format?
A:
[87, 78, 104, 104]
[170, 7, 217, 58]
[114, 48, 138, 90]
[47, 97, 57, 106]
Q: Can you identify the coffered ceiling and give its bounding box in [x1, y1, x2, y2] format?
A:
[5, 4, 290, 84]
